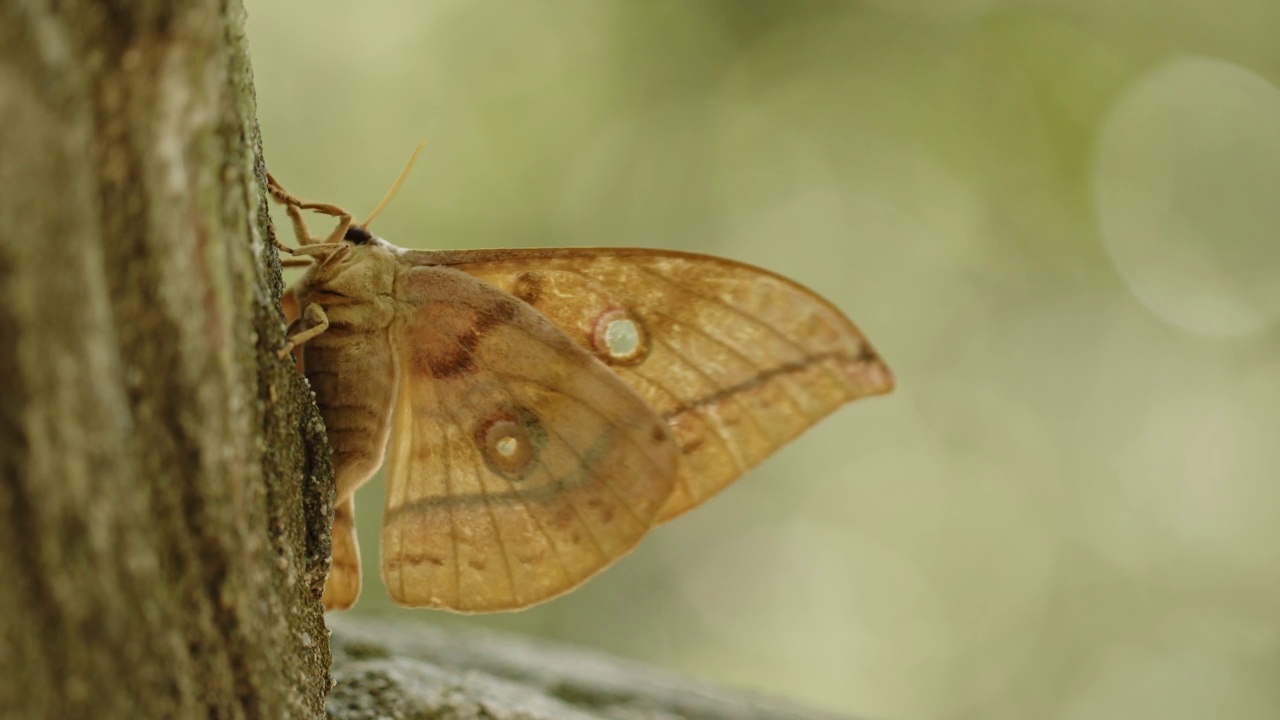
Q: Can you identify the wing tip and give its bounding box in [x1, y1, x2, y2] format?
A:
[850, 341, 895, 397]
[861, 357, 896, 397]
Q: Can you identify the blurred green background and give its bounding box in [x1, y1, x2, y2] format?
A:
[248, 2, 1280, 717]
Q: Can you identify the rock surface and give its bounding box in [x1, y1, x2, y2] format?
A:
[328, 616, 854, 720]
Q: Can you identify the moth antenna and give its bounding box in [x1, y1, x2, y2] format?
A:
[362, 141, 427, 228]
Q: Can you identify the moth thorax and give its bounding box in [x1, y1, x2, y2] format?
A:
[592, 308, 648, 364]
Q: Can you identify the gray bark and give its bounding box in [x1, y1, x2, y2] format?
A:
[0, 2, 334, 718]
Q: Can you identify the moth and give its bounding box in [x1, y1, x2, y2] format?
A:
[268, 148, 894, 613]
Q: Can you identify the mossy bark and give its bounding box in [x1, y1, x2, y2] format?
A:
[0, 2, 334, 717]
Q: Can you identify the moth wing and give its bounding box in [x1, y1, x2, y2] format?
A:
[412, 248, 894, 522]
[322, 498, 361, 610]
[382, 266, 679, 611]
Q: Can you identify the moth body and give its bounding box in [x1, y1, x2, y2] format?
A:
[288, 233, 404, 608]
[294, 235, 401, 504]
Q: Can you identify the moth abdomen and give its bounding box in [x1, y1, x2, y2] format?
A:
[304, 330, 398, 500]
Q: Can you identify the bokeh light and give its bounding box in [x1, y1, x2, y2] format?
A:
[1096, 56, 1280, 338]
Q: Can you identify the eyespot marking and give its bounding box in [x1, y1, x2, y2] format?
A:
[512, 272, 542, 305]
[592, 308, 649, 365]
[476, 407, 547, 481]
[606, 319, 639, 355]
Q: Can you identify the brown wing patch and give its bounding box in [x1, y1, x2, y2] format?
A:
[408, 294, 518, 379]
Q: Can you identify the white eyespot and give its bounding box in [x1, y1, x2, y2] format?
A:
[605, 318, 639, 357]
[495, 435, 519, 458]
[592, 309, 648, 364]
[477, 409, 546, 481]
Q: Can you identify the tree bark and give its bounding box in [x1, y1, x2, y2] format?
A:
[0, 2, 333, 718]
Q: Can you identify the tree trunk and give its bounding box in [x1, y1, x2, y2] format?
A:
[0, 2, 334, 717]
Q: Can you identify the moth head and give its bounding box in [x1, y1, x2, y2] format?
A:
[299, 144, 424, 296]
[338, 225, 400, 258]
[343, 224, 374, 246]
[306, 230, 398, 297]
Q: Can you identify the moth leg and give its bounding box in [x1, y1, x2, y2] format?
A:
[288, 201, 357, 247]
[279, 243, 350, 280]
[266, 173, 312, 253]
[285, 242, 350, 273]
[282, 203, 318, 247]
[294, 201, 354, 246]
[266, 206, 306, 258]
[320, 242, 351, 270]
[266, 171, 301, 206]
[277, 303, 329, 359]
[267, 172, 355, 246]
[322, 496, 362, 610]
